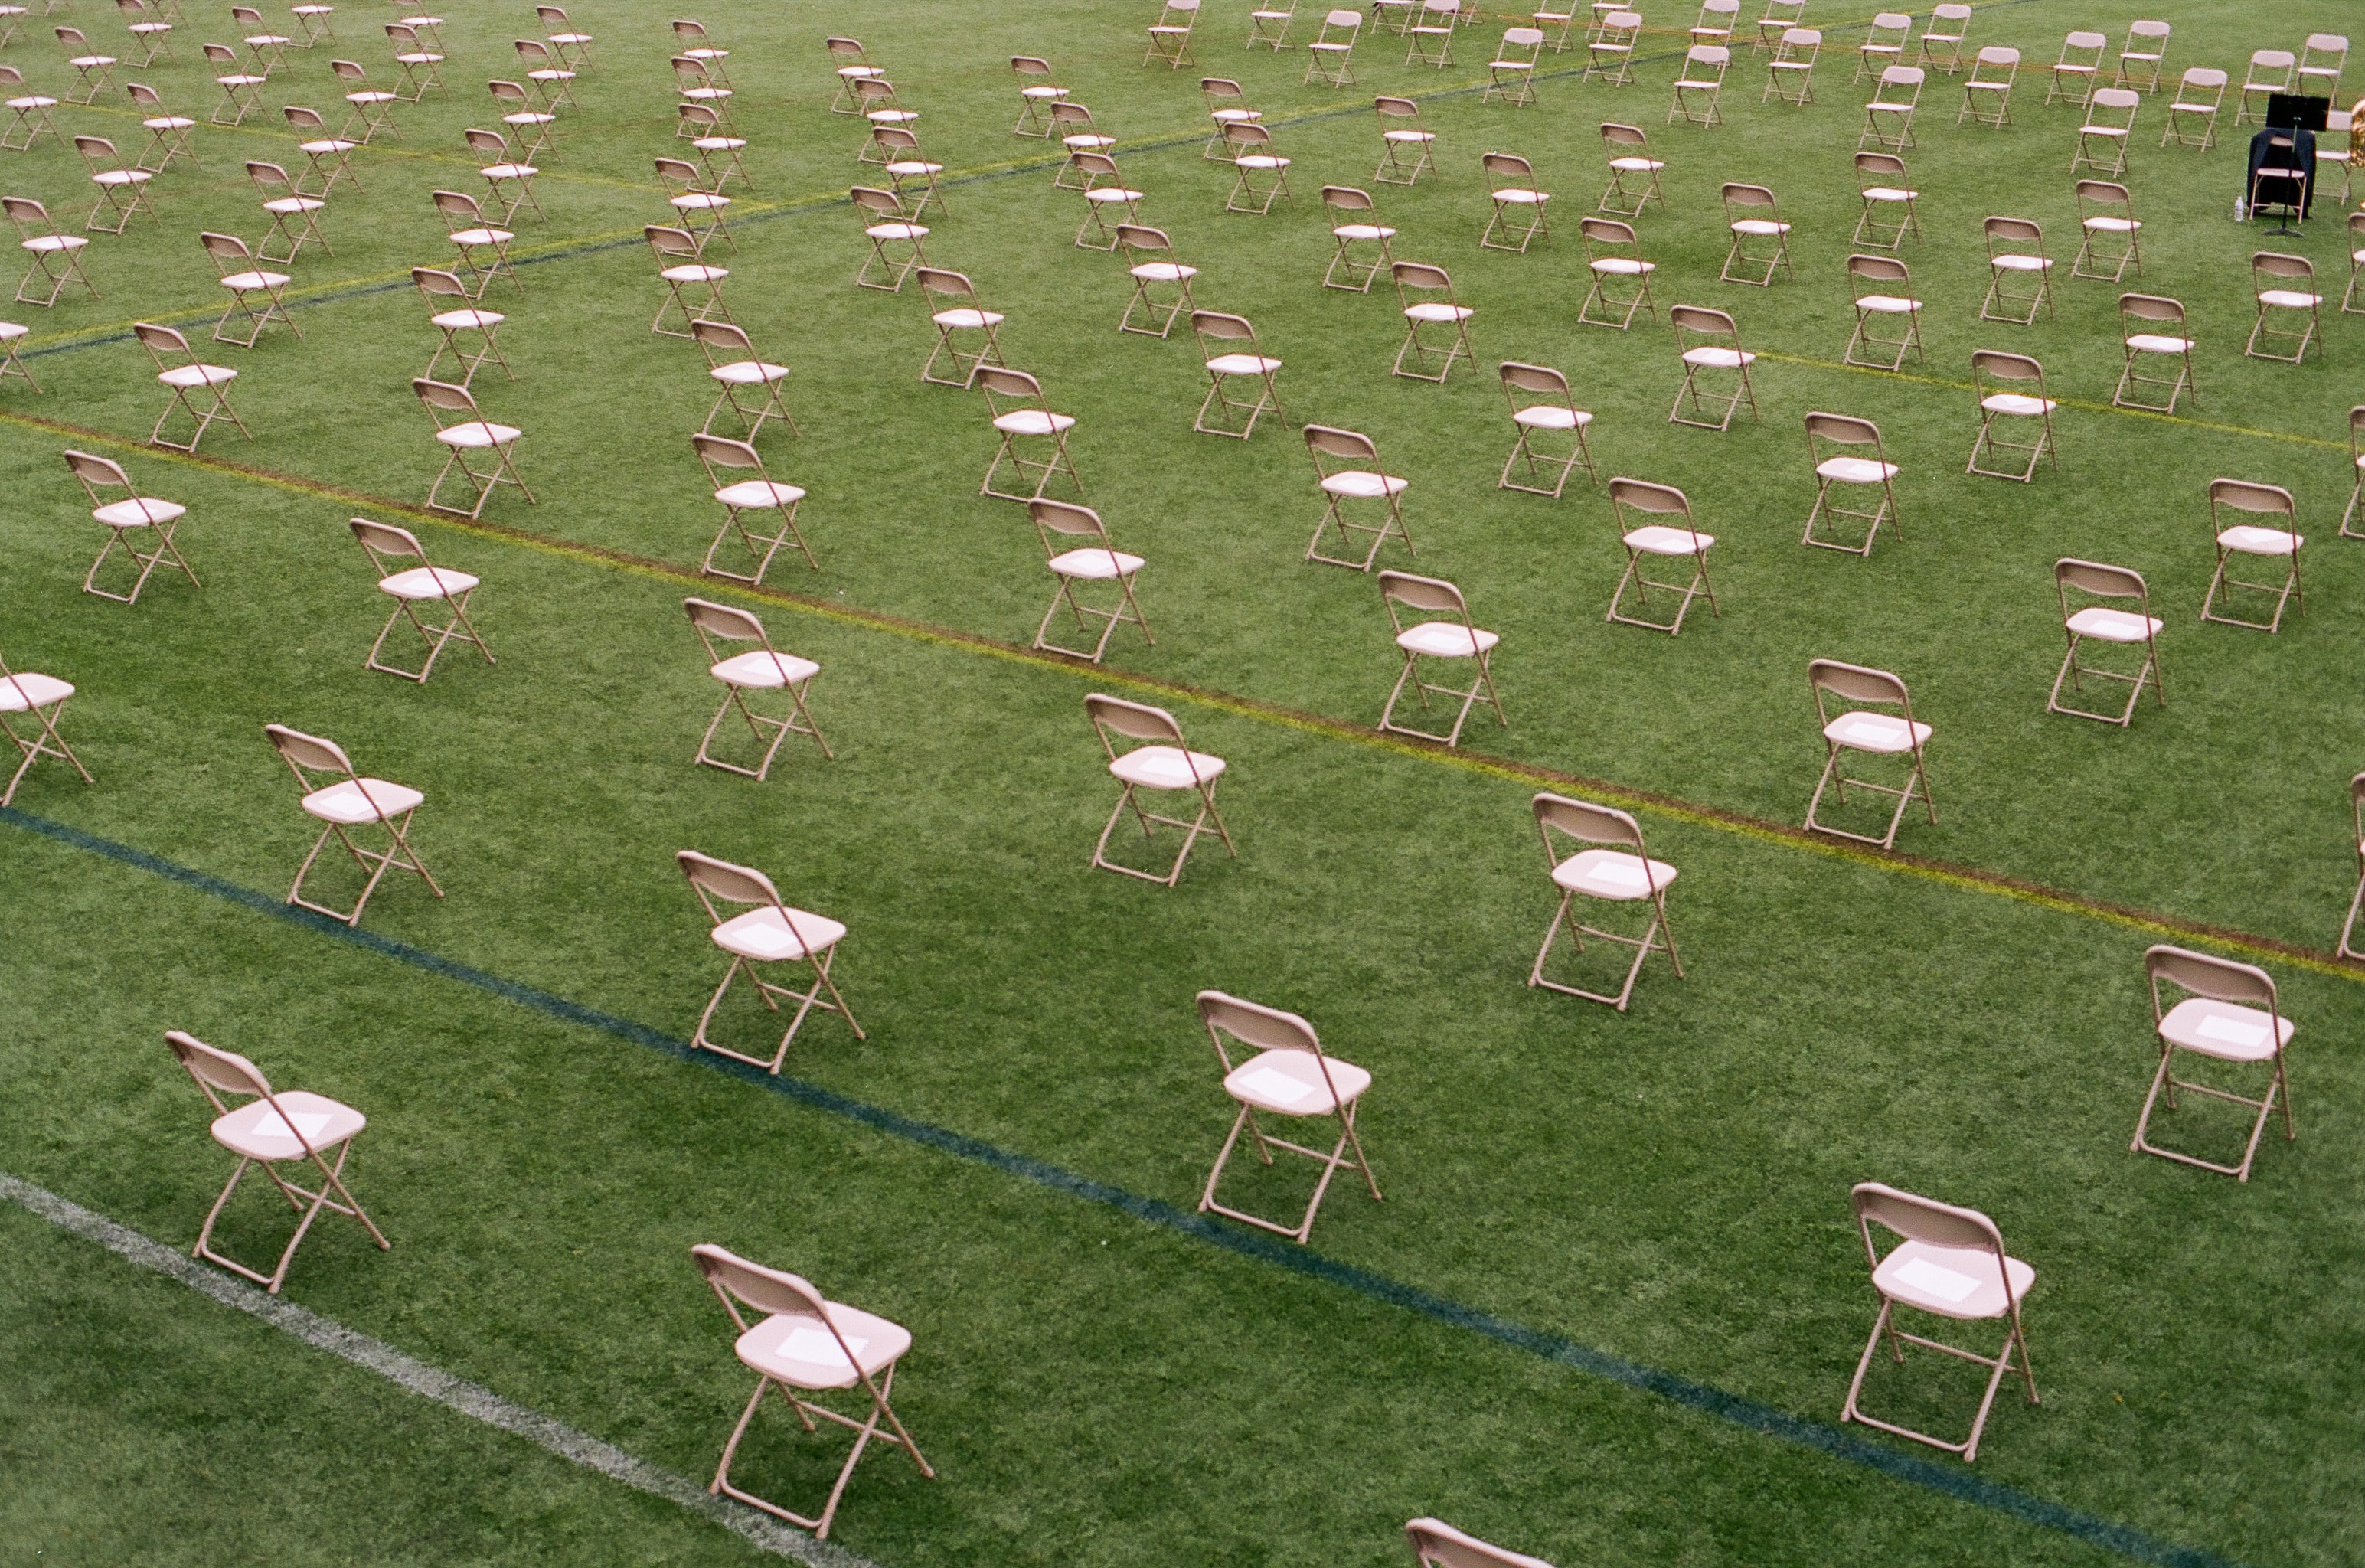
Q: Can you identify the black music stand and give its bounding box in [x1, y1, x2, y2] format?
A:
[2249, 93, 2327, 234]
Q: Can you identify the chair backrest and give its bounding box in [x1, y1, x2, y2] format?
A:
[1809, 657, 1908, 709]
[2075, 178, 2131, 213]
[1805, 410, 1880, 448]
[1971, 348, 2043, 387]
[205, 41, 243, 66]
[1668, 303, 1738, 340]
[433, 188, 485, 222]
[2302, 34, 2347, 59]
[1376, 95, 1420, 123]
[490, 78, 532, 106]
[1856, 149, 1907, 182]
[2351, 402, 2365, 454]
[676, 847, 782, 913]
[646, 224, 701, 260]
[2247, 48, 2295, 77]
[1223, 120, 1272, 151]
[1406, 1517, 1556, 1568]
[851, 185, 906, 220]
[2060, 30, 2105, 59]
[1013, 54, 1052, 78]
[1070, 150, 1119, 181]
[63, 447, 132, 492]
[852, 76, 896, 106]
[654, 156, 702, 189]
[1378, 569, 1467, 622]
[248, 159, 297, 192]
[57, 25, 87, 47]
[1851, 1181, 2006, 1259]
[464, 126, 508, 157]
[1877, 64, 1922, 96]
[1324, 184, 1380, 220]
[266, 720, 356, 778]
[74, 134, 119, 162]
[1304, 423, 1378, 464]
[1499, 360, 1569, 401]
[1319, 9, 1361, 39]
[351, 516, 426, 563]
[1598, 12, 1639, 38]
[1847, 252, 1908, 291]
[1779, 28, 1820, 55]
[1116, 223, 1174, 258]
[413, 376, 479, 417]
[2088, 85, 2138, 117]
[2055, 556, 2145, 606]
[1504, 24, 1543, 49]
[1867, 12, 1909, 41]
[1203, 76, 1246, 104]
[972, 364, 1044, 403]
[1601, 121, 1648, 151]
[2123, 19, 2167, 51]
[1723, 181, 1777, 213]
[1482, 152, 1534, 183]
[3, 196, 54, 230]
[331, 56, 366, 80]
[132, 320, 191, 358]
[2177, 66, 2226, 96]
[691, 1243, 831, 1328]
[2209, 477, 2295, 521]
[0, 67, 22, 89]
[915, 266, 978, 305]
[691, 318, 756, 360]
[128, 82, 164, 109]
[2252, 250, 2311, 284]
[1393, 260, 1453, 294]
[2145, 943, 2276, 1011]
[1192, 309, 1257, 347]
[1197, 988, 1320, 1060]
[872, 124, 920, 155]
[2119, 291, 2182, 328]
[1984, 215, 2042, 252]
[1609, 477, 1692, 528]
[825, 37, 869, 62]
[691, 431, 761, 472]
[285, 105, 329, 132]
[1049, 100, 1097, 131]
[1028, 498, 1109, 548]
[1972, 45, 2017, 73]
[1533, 791, 1645, 854]
[165, 1029, 276, 1109]
[683, 598, 769, 669]
[680, 103, 724, 132]
[1086, 691, 1185, 747]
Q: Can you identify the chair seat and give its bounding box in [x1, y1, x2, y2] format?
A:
[1310, 41, 1350, 52]
[1334, 223, 1396, 240]
[1206, 352, 1279, 375]
[220, 267, 292, 289]
[1129, 263, 1196, 283]
[261, 196, 322, 213]
[2079, 123, 2128, 138]
[2125, 332, 2190, 354]
[1862, 185, 1916, 201]
[715, 479, 805, 508]
[1623, 524, 1712, 555]
[736, 1306, 908, 1391]
[1083, 188, 1143, 204]
[1550, 847, 1676, 900]
[691, 138, 746, 153]
[712, 905, 847, 963]
[710, 648, 820, 688]
[668, 195, 727, 214]
[1872, 1239, 2033, 1321]
[92, 170, 153, 188]
[301, 776, 423, 824]
[1817, 456, 1896, 484]
[7, 96, 60, 110]
[501, 110, 554, 126]
[1857, 293, 1919, 313]
[430, 308, 503, 330]
[884, 159, 944, 177]
[1062, 134, 1117, 150]
[145, 116, 198, 130]
[1592, 257, 1653, 275]
[993, 410, 1076, 436]
[1730, 218, 1788, 235]
[0, 671, 71, 712]
[479, 162, 537, 178]
[864, 222, 928, 240]
[661, 263, 729, 283]
[158, 363, 237, 388]
[1981, 393, 2054, 416]
[2158, 995, 2293, 1062]
[23, 235, 89, 254]
[1109, 743, 1225, 790]
[1513, 404, 1591, 430]
[1681, 346, 1753, 368]
[1396, 620, 1498, 658]
[92, 497, 186, 528]
[1993, 253, 2049, 272]
[1492, 188, 1548, 204]
[1021, 85, 1067, 99]
[2258, 289, 2321, 309]
[1822, 711, 1929, 753]
[1489, 57, 1536, 71]
[1608, 155, 1664, 171]
[838, 65, 885, 80]
[710, 359, 789, 385]
[0, 323, 22, 342]
[1225, 1047, 1369, 1116]
[932, 307, 1004, 328]
[2065, 606, 2160, 642]
[525, 69, 573, 83]
[1674, 75, 1723, 90]
[379, 564, 478, 600]
[863, 109, 916, 125]
[1321, 469, 1409, 498]
[394, 51, 441, 64]
[2218, 524, 2301, 557]
[212, 1090, 366, 1161]
[1404, 302, 1474, 322]
[222, 73, 268, 87]
[436, 420, 521, 449]
[1235, 155, 1289, 170]
[1211, 107, 1262, 122]
[68, 54, 117, 67]
[1383, 129, 1435, 142]
[347, 90, 397, 104]
[2083, 216, 2138, 232]
[1048, 547, 1145, 580]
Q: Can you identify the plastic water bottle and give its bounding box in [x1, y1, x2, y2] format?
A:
[2234, 196, 2248, 220]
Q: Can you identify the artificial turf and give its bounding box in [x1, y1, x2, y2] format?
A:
[2, 0, 2362, 1563]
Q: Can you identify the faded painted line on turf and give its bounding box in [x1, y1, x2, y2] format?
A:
[1, 402, 2354, 985]
[0, 1170, 882, 1568]
[0, 809, 2249, 1568]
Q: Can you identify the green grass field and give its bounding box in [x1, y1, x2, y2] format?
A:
[3, 0, 2363, 1563]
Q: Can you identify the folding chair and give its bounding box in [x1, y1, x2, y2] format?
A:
[1606, 477, 1717, 633]
[1223, 122, 1292, 213]
[2147, 69, 2223, 155]
[1805, 660, 1932, 847]
[1763, 27, 1819, 105]
[674, 54, 733, 132]
[850, 185, 927, 292]
[1751, 0, 1804, 57]
[0, 318, 35, 394]
[7, 197, 92, 307]
[1966, 351, 2054, 482]
[1916, 2, 1968, 75]
[383, 21, 443, 103]
[2071, 87, 2138, 177]
[657, 157, 732, 255]
[125, 83, 194, 176]
[1145, 0, 1200, 68]
[467, 126, 544, 221]
[2236, 48, 2293, 129]
[0, 647, 92, 806]
[1528, 792, 1680, 1008]
[2246, 131, 2311, 227]
[2299, 33, 2347, 98]
[1668, 44, 1730, 126]
[1406, 1519, 1556, 1568]
[1485, 25, 1543, 103]
[1842, 1183, 2036, 1462]
[1690, 0, 1736, 46]
[1853, 151, 1919, 249]
[2070, 179, 2140, 281]
[1860, 64, 1923, 150]
[1304, 423, 1413, 570]
[2047, 557, 2161, 725]
[1578, 217, 1655, 328]
[1305, 8, 1359, 86]
[681, 599, 828, 782]
[825, 36, 881, 115]
[1586, 11, 1638, 86]
[198, 230, 294, 347]
[1498, 361, 1596, 497]
[1978, 217, 2051, 325]
[871, 126, 944, 219]
[1406, 0, 1458, 67]
[1028, 499, 1149, 664]
[1011, 55, 1064, 135]
[1085, 694, 1234, 885]
[1844, 253, 1922, 371]
[2043, 31, 2105, 108]
[387, 3, 443, 55]
[1374, 570, 1502, 747]
[1190, 310, 1284, 439]
[1374, 96, 1436, 183]
[1802, 412, 1899, 555]
[2113, 293, 2193, 413]
[248, 160, 326, 263]
[1373, 0, 1416, 35]
[914, 266, 1002, 385]
[675, 854, 859, 1070]
[75, 135, 155, 235]
[1323, 185, 1396, 291]
[2246, 253, 2321, 364]
[1067, 152, 1142, 249]
[2113, 19, 2168, 93]
[2341, 773, 2365, 958]
[425, 194, 512, 304]
[2320, 109, 2355, 209]
[1194, 991, 1376, 1241]
[165, 1031, 389, 1295]
[134, 322, 246, 452]
[850, 79, 910, 157]
[1102, 227, 1194, 340]
[648, 224, 730, 338]
[489, 79, 553, 162]
[693, 433, 812, 580]
[283, 106, 358, 192]
[1248, 0, 1295, 50]
[2344, 403, 2365, 537]
[414, 377, 529, 518]
[508, 37, 572, 114]
[540, 5, 593, 71]
[1202, 77, 1261, 159]
[2134, 947, 2295, 1182]
[54, 27, 115, 104]
[675, 105, 749, 194]
[691, 321, 795, 444]
[1048, 102, 1115, 188]
[1854, 11, 1908, 83]
[1479, 152, 1550, 251]
[976, 366, 1082, 505]
[1720, 183, 1789, 284]
[115, 0, 171, 64]
[231, 6, 288, 74]
[2201, 478, 2303, 633]
[1391, 262, 1475, 382]
[264, 723, 440, 925]
[1668, 305, 1756, 430]
[340, 515, 491, 684]
[1597, 122, 1664, 214]
[1958, 46, 2017, 127]
[332, 58, 397, 142]
[2, 66, 62, 151]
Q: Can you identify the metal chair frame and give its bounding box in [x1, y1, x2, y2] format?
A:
[1116, 224, 1197, 338]
[2047, 557, 2161, 726]
[64, 446, 194, 603]
[1852, 151, 1919, 249]
[2133, 946, 2294, 1182]
[851, 185, 927, 292]
[0, 648, 93, 806]
[1191, 309, 1284, 438]
[1805, 659, 1933, 848]
[1194, 991, 1377, 1243]
[2159, 66, 2223, 149]
[1802, 411, 1900, 556]
[976, 366, 1083, 505]
[2112, 292, 2193, 413]
[2200, 477, 2303, 633]
[266, 723, 443, 925]
[1529, 792, 1681, 1009]
[414, 376, 531, 519]
[1667, 304, 1757, 430]
[1979, 216, 2053, 324]
[1606, 476, 1717, 633]
[2069, 178, 2140, 282]
[1029, 499, 1150, 665]
[1390, 261, 1475, 381]
[1304, 423, 1414, 570]
[1596, 121, 1664, 214]
[2246, 251, 2321, 364]
[1375, 570, 1502, 747]
[694, 432, 813, 582]
[1480, 151, 1550, 252]
[351, 516, 492, 683]
[1497, 360, 1596, 497]
[8, 195, 93, 307]
[134, 319, 247, 452]
[1966, 350, 2056, 482]
[1322, 185, 1395, 290]
[647, 224, 731, 338]
[1086, 694, 1234, 886]
[914, 266, 1003, 387]
[682, 598, 830, 781]
[677, 853, 861, 1070]
[1843, 252, 1923, 371]
[1374, 95, 1436, 183]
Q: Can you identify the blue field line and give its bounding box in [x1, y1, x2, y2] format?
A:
[0, 802, 2243, 1568]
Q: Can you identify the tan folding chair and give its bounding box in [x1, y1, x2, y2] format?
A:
[1116, 225, 1197, 338]
[2343, 404, 2365, 537]
[1048, 101, 1116, 188]
[8, 197, 93, 307]
[3, 65, 64, 152]
[656, 156, 732, 255]
[1146, 0, 1202, 67]
[1529, 792, 1680, 1008]
[2340, 773, 2365, 958]
[1597, 122, 1664, 214]
[2071, 87, 2138, 177]
[1668, 305, 1756, 430]
[1373, 0, 1416, 35]
[1586, 11, 1638, 86]
[1392, 262, 1475, 381]
[691, 319, 795, 443]
[1485, 25, 1542, 103]
[648, 224, 730, 338]
[384, 21, 443, 102]
[1842, 1183, 2036, 1462]
[332, 58, 397, 142]
[2043, 30, 2105, 107]
[1853, 152, 1919, 248]
[1690, 0, 1737, 46]
[2236, 47, 2294, 128]
[231, 6, 289, 74]
[1966, 351, 2055, 482]
[0, 318, 36, 394]
[55, 25, 116, 104]
[2245, 132, 2311, 226]
[1068, 151, 1142, 249]
[1480, 152, 1550, 251]
[1573, 217, 1657, 333]
[2047, 557, 2161, 725]
[245, 160, 325, 263]
[2114, 18, 2168, 93]
[977, 366, 1082, 504]
[677, 105, 749, 194]
[1195, 991, 1377, 1242]
[134, 321, 246, 452]
[1957, 45, 2017, 127]
[824, 36, 881, 116]
[2135, 947, 2294, 1181]
[1191, 311, 1283, 438]
[872, 126, 944, 219]
[914, 266, 1002, 386]
[541, 5, 593, 71]
[1802, 412, 1899, 555]
[1854, 10, 1909, 82]
[694, 433, 812, 581]
[676, 853, 860, 1070]
[1376, 570, 1502, 746]
[388, 4, 444, 55]
[678, 56, 737, 121]
[849, 185, 927, 292]
[1305, 9, 1361, 87]
[434, 189, 517, 298]
[2160, 66, 2224, 149]
[348, 516, 491, 684]
[1668, 44, 1730, 126]
[265, 723, 440, 924]
[1860, 64, 1923, 150]
[75, 134, 155, 234]
[129, 81, 194, 170]
[1751, 0, 1805, 57]
[113, 0, 171, 67]
[1844, 253, 1922, 371]
[467, 126, 544, 221]
[1085, 694, 1234, 885]
[1407, 1519, 1555, 1568]
[1606, 477, 1717, 633]
[1323, 185, 1396, 291]
[1406, 0, 1458, 67]
[1374, 96, 1436, 183]
[1011, 54, 1065, 136]
[1763, 27, 1819, 104]
[2247, 253, 2321, 364]
[1304, 423, 1413, 570]
[1980, 217, 2052, 324]
[2113, 293, 2193, 413]
[1201, 77, 1261, 160]
[414, 377, 529, 518]
[1916, 2, 1968, 74]
[64, 447, 194, 603]
[489, 78, 554, 163]
[1030, 499, 1149, 664]
[2070, 179, 2140, 281]
[0, 646, 92, 806]
[1717, 183, 1789, 285]
[2321, 108, 2355, 209]
[1498, 361, 1596, 497]
[2298, 32, 2347, 96]
[682, 598, 828, 780]
[1805, 659, 1932, 847]
[166, 1031, 388, 1295]
[514, 36, 573, 112]
[689, 1246, 926, 1540]
[291, 3, 339, 49]
[2201, 478, 2303, 632]
[283, 105, 358, 193]
[1249, 0, 1295, 50]
[1223, 122, 1292, 212]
